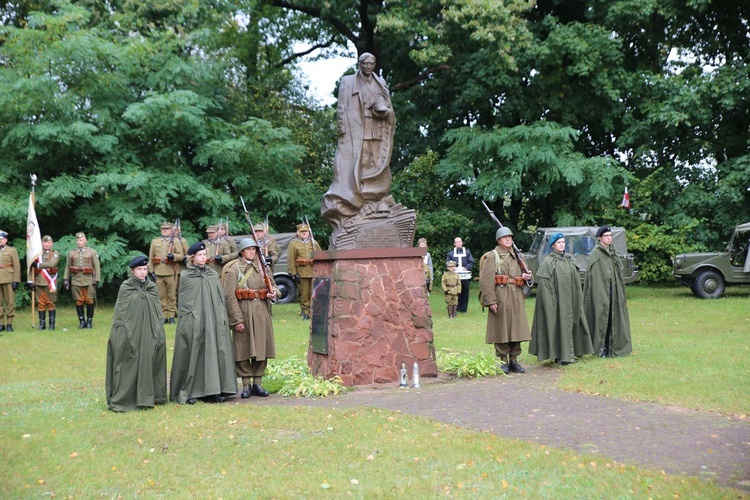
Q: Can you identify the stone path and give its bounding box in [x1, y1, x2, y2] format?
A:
[251, 366, 750, 492]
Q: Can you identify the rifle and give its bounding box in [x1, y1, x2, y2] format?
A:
[304, 215, 317, 252]
[481, 201, 533, 286]
[167, 217, 179, 261]
[263, 214, 270, 260]
[240, 197, 274, 295]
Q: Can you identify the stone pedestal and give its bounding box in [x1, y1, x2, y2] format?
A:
[308, 247, 437, 386]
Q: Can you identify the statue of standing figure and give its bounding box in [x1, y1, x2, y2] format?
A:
[322, 53, 414, 249]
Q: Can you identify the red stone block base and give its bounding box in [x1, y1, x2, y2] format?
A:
[307, 247, 437, 386]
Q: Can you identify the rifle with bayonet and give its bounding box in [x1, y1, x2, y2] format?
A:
[240, 197, 275, 295]
[167, 217, 179, 264]
[304, 215, 318, 253]
[481, 201, 533, 286]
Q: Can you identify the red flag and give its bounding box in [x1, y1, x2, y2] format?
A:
[620, 186, 631, 209]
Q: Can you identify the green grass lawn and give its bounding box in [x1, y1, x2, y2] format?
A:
[1, 285, 748, 497]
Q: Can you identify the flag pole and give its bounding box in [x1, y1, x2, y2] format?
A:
[30, 174, 37, 328]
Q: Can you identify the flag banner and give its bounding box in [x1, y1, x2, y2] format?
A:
[620, 186, 631, 210]
[26, 193, 43, 274]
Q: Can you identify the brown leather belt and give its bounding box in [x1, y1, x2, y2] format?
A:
[0, 264, 13, 269]
[70, 266, 94, 274]
[152, 258, 174, 265]
[295, 258, 314, 266]
[235, 289, 268, 301]
[35, 267, 58, 274]
[495, 275, 525, 287]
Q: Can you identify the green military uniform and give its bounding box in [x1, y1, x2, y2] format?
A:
[583, 228, 632, 357]
[287, 224, 322, 319]
[441, 262, 462, 318]
[529, 239, 594, 364]
[0, 230, 21, 332]
[32, 235, 60, 330]
[148, 222, 185, 323]
[223, 238, 279, 398]
[479, 233, 531, 374]
[105, 255, 167, 412]
[63, 232, 101, 329]
[170, 242, 236, 404]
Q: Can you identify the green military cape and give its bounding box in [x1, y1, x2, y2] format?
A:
[583, 243, 632, 357]
[106, 276, 167, 412]
[170, 265, 237, 403]
[529, 251, 594, 362]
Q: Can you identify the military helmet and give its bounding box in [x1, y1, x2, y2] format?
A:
[238, 237, 260, 252]
[495, 227, 513, 240]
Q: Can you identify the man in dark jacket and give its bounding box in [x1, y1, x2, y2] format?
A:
[447, 237, 474, 313]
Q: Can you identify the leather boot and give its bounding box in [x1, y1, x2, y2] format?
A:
[38, 311, 46, 330]
[499, 355, 510, 375]
[5, 324, 13, 332]
[77, 305, 86, 329]
[446, 306, 452, 318]
[48, 310, 56, 331]
[241, 385, 252, 399]
[509, 359, 526, 373]
[0, 324, 5, 333]
[86, 304, 95, 329]
[251, 383, 269, 397]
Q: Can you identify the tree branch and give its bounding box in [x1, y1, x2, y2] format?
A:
[390, 64, 451, 92]
[267, 0, 359, 45]
[275, 36, 338, 67]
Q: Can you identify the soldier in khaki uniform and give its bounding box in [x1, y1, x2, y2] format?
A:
[148, 222, 185, 324]
[253, 223, 279, 270]
[286, 223, 322, 319]
[441, 261, 462, 318]
[223, 237, 279, 398]
[30, 235, 60, 330]
[204, 225, 237, 275]
[0, 230, 21, 333]
[63, 232, 101, 329]
[218, 221, 239, 264]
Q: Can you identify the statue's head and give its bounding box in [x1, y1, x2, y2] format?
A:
[358, 53, 376, 75]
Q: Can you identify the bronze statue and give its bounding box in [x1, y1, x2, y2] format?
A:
[322, 53, 414, 249]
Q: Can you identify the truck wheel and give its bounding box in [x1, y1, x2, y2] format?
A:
[274, 275, 296, 304]
[692, 270, 725, 299]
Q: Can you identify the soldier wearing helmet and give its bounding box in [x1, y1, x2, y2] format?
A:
[478, 226, 533, 375]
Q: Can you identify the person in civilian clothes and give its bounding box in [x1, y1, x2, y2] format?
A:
[447, 237, 474, 313]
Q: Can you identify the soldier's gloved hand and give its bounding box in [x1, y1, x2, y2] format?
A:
[292, 274, 301, 285]
[214, 255, 223, 264]
[167, 253, 174, 261]
[94, 281, 100, 289]
[64, 279, 70, 291]
[148, 272, 157, 283]
[264, 255, 273, 266]
[11, 282, 18, 291]
[26, 281, 35, 291]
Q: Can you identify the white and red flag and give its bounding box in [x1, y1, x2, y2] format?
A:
[620, 186, 631, 210]
[26, 192, 43, 273]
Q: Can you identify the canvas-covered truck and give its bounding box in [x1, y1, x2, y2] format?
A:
[523, 226, 640, 285]
[672, 222, 750, 298]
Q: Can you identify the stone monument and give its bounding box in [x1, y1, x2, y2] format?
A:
[309, 53, 435, 385]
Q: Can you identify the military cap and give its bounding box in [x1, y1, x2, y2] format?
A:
[129, 255, 149, 268]
[206, 225, 218, 233]
[296, 223, 310, 231]
[160, 221, 173, 230]
[595, 226, 612, 238]
[75, 232, 86, 239]
[253, 223, 266, 231]
[548, 233, 565, 248]
[238, 237, 260, 252]
[446, 261, 457, 268]
[187, 241, 206, 256]
[0, 230, 7, 239]
[42, 235, 53, 242]
[495, 227, 513, 240]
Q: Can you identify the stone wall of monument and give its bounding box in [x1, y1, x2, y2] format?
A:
[308, 248, 437, 386]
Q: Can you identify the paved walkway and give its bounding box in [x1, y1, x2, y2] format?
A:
[251, 366, 750, 492]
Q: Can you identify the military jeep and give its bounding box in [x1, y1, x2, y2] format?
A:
[672, 222, 750, 298]
[523, 226, 640, 285]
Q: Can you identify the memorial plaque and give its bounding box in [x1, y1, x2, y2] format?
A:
[310, 277, 331, 354]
